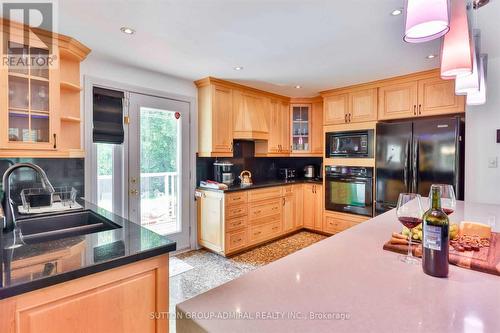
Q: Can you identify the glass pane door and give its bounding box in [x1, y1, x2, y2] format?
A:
[291, 105, 310, 152]
[128, 93, 190, 250]
[7, 42, 51, 144]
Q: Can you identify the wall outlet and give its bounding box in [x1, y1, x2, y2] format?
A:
[488, 157, 498, 168]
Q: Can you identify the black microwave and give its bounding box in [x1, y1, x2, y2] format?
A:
[326, 130, 373, 158]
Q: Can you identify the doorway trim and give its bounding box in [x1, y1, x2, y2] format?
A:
[83, 75, 197, 252]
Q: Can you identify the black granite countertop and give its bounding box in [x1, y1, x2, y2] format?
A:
[198, 178, 323, 193]
[0, 199, 176, 299]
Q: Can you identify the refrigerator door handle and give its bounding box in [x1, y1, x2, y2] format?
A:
[403, 141, 410, 192]
[412, 138, 419, 194]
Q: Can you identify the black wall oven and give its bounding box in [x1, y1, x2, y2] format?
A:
[326, 130, 373, 158]
[325, 166, 373, 217]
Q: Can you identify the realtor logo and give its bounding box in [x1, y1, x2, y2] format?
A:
[1, 1, 58, 70]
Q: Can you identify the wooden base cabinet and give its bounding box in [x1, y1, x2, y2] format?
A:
[302, 184, 323, 232]
[0, 255, 169, 333]
[323, 211, 369, 235]
[197, 184, 310, 256]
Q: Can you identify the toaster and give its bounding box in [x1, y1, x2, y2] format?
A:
[278, 168, 297, 180]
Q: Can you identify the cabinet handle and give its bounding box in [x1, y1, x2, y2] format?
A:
[418, 104, 422, 115]
[413, 105, 416, 115]
[230, 142, 233, 152]
[348, 113, 351, 122]
[53, 133, 57, 149]
[344, 114, 348, 123]
[282, 197, 285, 206]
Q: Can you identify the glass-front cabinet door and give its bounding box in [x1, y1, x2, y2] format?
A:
[1, 38, 59, 150]
[291, 104, 311, 153]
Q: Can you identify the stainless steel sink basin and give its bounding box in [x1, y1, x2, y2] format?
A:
[17, 210, 122, 243]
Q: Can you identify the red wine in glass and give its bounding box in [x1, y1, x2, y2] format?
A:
[442, 208, 454, 215]
[398, 216, 423, 229]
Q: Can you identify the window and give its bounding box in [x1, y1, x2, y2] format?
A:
[96, 143, 114, 211]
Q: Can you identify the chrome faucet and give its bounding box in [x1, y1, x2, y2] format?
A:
[1, 163, 55, 231]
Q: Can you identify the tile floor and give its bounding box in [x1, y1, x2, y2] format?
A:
[169, 231, 327, 331]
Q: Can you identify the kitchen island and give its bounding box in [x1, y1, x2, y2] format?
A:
[177, 201, 500, 332]
[0, 200, 175, 333]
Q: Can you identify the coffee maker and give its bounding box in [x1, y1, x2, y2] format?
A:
[213, 160, 234, 185]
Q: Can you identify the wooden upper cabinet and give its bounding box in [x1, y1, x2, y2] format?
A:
[0, 20, 90, 158]
[378, 81, 418, 120]
[349, 88, 377, 123]
[212, 85, 234, 153]
[417, 77, 465, 116]
[267, 99, 281, 153]
[323, 89, 376, 125]
[197, 83, 233, 157]
[280, 101, 291, 153]
[379, 76, 464, 120]
[324, 94, 348, 125]
[311, 100, 323, 154]
[233, 89, 269, 141]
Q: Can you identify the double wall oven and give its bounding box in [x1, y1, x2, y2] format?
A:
[325, 166, 374, 217]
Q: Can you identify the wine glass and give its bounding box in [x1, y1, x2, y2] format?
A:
[429, 184, 456, 215]
[397, 193, 424, 264]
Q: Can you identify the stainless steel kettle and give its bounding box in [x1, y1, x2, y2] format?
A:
[303, 165, 315, 179]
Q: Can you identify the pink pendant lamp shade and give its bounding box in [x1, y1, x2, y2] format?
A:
[441, 0, 473, 79]
[467, 54, 487, 105]
[455, 29, 481, 95]
[404, 0, 450, 43]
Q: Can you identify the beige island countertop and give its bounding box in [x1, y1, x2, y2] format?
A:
[177, 201, 500, 332]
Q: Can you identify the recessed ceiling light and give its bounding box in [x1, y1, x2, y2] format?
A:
[426, 54, 438, 59]
[295, 85, 301, 89]
[233, 66, 244, 71]
[120, 27, 135, 35]
[391, 9, 403, 16]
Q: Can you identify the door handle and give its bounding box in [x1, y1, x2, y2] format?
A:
[403, 141, 410, 192]
[130, 189, 139, 196]
[412, 139, 419, 194]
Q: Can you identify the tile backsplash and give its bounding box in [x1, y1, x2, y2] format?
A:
[197, 140, 322, 184]
[0, 158, 84, 204]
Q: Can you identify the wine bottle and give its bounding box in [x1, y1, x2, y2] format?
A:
[422, 185, 450, 278]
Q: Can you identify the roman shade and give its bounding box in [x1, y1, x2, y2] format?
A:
[92, 87, 124, 144]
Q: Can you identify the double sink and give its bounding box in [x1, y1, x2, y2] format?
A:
[16, 210, 122, 244]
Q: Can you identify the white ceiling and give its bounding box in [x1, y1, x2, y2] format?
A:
[52, 0, 499, 96]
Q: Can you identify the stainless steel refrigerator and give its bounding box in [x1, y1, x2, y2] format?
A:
[375, 116, 465, 215]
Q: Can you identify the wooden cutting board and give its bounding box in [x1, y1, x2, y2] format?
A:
[383, 232, 500, 276]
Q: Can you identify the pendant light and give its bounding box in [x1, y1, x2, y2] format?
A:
[455, 29, 480, 95]
[467, 54, 487, 105]
[403, 0, 450, 43]
[441, 0, 473, 79]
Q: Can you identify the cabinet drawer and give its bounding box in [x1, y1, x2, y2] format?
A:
[248, 213, 281, 227]
[225, 229, 248, 254]
[248, 187, 283, 202]
[225, 192, 248, 206]
[323, 215, 359, 234]
[226, 204, 248, 219]
[248, 199, 281, 220]
[249, 221, 282, 244]
[226, 216, 247, 232]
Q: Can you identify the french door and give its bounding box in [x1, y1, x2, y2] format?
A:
[127, 93, 190, 249]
